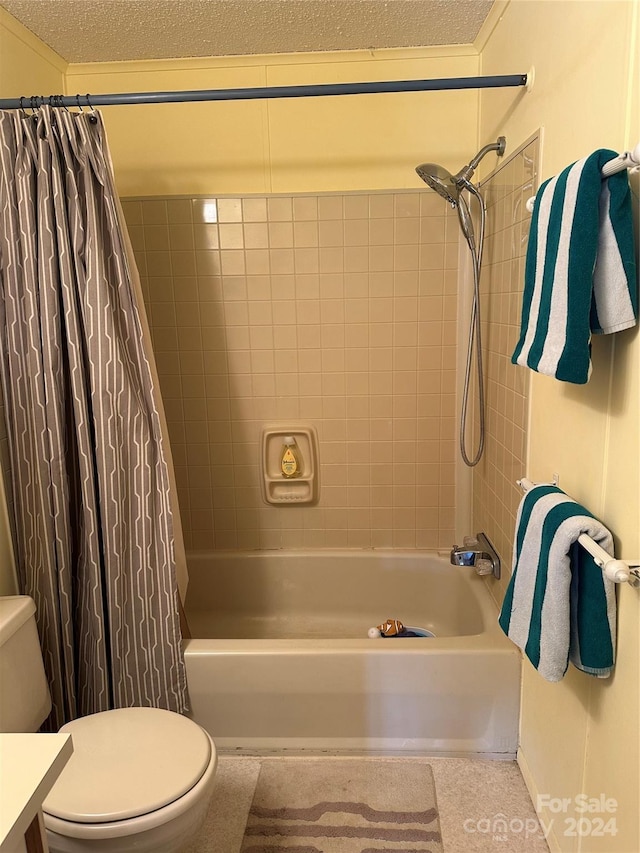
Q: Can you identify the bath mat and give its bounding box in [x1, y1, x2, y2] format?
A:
[240, 759, 443, 852]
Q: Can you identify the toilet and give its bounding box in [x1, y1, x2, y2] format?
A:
[0, 595, 217, 853]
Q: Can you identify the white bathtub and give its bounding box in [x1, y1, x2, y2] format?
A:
[183, 550, 521, 756]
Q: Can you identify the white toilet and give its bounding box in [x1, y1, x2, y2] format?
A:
[0, 595, 217, 853]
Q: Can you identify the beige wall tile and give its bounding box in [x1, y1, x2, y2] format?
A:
[242, 198, 267, 222]
[217, 198, 243, 223]
[471, 146, 534, 590]
[129, 189, 456, 549]
[141, 199, 168, 225]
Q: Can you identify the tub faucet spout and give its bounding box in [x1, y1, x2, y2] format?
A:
[450, 532, 501, 579]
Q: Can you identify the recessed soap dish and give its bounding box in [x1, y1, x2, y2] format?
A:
[260, 425, 319, 506]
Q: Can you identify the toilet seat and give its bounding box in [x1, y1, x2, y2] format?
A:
[43, 708, 212, 825]
[43, 730, 217, 846]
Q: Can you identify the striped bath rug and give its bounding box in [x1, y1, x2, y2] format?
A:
[240, 759, 443, 852]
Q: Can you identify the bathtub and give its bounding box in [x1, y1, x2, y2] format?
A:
[183, 550, 521, 756]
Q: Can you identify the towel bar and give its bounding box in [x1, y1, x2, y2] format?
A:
[517, 478, 640, 586]
[525, 142, 640, 213]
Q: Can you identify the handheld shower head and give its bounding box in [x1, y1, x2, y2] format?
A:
[414, 163, 475, 246]
[415, 136, 506, 197]
[414, 137, 506, 469]
[415, 162, 459, 206]
[415, 137, 506, 248]
[456, 194, 476, 250]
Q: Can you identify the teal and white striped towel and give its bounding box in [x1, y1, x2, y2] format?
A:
[512, 149, 637, 384]
[499, 485, 616, 682]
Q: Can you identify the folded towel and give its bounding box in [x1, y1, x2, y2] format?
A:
[499, 485, 616, 681]
[512, 149, 637, 383]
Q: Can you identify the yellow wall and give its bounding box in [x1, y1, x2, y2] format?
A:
[0, 9, 67, 594]
[480, 2, 639, 851]
[66, 48, 480, 197]
[0, 7, 66, 99]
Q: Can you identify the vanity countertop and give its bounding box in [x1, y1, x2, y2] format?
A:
[0, 733, 73, 851]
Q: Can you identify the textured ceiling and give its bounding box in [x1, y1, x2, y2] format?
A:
[1, 0, 495, 63]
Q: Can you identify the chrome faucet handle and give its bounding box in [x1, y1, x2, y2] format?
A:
[475, 557, 494, 576]
[474, 532, 501, 579]
[450, 532, 501, 579]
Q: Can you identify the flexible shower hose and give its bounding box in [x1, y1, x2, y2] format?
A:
[458, 186, 486, 467]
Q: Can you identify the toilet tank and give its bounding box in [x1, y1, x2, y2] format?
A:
[0, 595, 52, 732]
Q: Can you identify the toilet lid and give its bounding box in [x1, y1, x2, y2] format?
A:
[43, 707, 211, 823]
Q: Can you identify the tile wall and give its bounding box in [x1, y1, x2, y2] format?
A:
[123, 191, 459, 550]
[472, 139, 538, 599]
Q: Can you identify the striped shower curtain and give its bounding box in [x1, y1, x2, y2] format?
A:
[0, 106, 188, 728]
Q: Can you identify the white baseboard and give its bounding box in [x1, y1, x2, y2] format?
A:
[517, 748, 562, 853]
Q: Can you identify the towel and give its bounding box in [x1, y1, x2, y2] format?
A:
[499, 485, 616, 682]
[512, 149, 637, 383]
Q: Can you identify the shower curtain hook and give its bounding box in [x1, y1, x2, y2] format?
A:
[19, 96, 28, 117]
[86, 94, 98, 123]
[76, 94, 84, 113]
[48, 96, 59, 128]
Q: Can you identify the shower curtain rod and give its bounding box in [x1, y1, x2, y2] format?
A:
[0, 73, 528, 110]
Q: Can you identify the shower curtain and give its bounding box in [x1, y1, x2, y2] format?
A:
[0, 106, 188, 728]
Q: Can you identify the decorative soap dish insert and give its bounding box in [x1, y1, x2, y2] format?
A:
[260, 425, 319, 505]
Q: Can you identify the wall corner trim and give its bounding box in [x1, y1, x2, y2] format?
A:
[0, 6, 68, 75]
